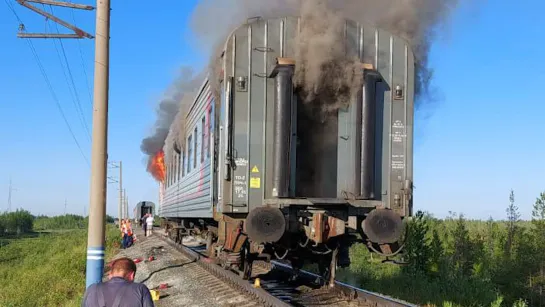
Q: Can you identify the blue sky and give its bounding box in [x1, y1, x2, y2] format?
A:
[1, 0, 543, 220]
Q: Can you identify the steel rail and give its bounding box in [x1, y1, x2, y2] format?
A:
[154, 228, 418, 307]
[269, 261, 419, 307]
[156, 233, 291, 307]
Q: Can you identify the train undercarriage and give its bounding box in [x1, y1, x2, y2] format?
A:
[160, 202, 405, 288]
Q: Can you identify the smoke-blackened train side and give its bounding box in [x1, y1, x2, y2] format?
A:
[159, 16, 414, 285]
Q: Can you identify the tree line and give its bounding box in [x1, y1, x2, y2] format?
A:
[0, 209, 115, 235]
[342, 190, 545, 307]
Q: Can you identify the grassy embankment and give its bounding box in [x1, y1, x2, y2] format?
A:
[0, 211, 120, 307]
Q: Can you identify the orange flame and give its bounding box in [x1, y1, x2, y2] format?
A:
[148, 151, 165, 182]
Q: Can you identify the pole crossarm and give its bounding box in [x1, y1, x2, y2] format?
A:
[18, 33, 85, 38]
[24, 0, 94, 10]
[16, 0, 94, 39]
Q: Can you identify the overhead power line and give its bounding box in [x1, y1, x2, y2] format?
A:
[47, 5, 92, 140]
[4, 0, 91, 166]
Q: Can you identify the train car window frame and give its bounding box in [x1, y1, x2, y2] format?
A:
[167, 158, 171, 187]
[201, 116, 206, 164]
[174, 152, 178, 183]
[207, 107, 212, 159]
[177, 151, 181, 181]
[170, 157, 173, 185]
[187, 135, 192, 173]
[171, 153, 174, 184]
[193, 127, 198, 169]
[182, 149, 186, 177]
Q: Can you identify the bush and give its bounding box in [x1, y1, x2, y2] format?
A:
[335, 190, 545, 306]
[0, 209, 33, 235]
[34, 214, 86, 230]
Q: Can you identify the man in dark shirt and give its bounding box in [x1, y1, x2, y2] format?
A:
[141, 215, 147, 233]
[81, 257, 154, 307]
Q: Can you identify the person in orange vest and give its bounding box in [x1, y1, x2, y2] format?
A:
[121, 220, 130, 249]
[126, 220, 134, 247]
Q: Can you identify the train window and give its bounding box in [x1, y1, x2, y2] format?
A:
[173, 153, 176, 183]
[177, 152, 181, 181]
[173, 153, 178, 183]
[182, 150, 186, 177]
[201, 116, 206, 163]
[193, 127, 198, 169]
[208, 107, 212, 159]
[168, 155, 172, 185]
[167, 159, 170, 187]
[187, 135, 192, 173]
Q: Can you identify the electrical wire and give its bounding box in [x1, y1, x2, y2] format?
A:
[69, 5, 93, 106]
[4, 0, 90, 167]
[47, 4, 91, 141]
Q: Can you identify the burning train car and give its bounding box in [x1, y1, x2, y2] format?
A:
[151, 15, 415, 286]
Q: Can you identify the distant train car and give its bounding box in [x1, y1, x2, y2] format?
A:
[159, 15, 415, 285]
[134, 201, 155, 222]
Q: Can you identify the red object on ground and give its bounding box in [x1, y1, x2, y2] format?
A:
[134, 258, 142, 263]
[148, 256, 154, 261]
[158, 283, 168, 289]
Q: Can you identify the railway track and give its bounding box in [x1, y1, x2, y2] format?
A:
[154, 231, 418, 307]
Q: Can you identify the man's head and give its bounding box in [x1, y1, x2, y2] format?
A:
[108, 257, 137, 282]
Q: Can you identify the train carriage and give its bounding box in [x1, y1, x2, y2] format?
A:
[159, 15, 415, 286]
[160, 79, 215, 219]
[134, 201, 156, 222]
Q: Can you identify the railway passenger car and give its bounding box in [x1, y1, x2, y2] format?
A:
[159, 15, 415, 286]
[133, 201, 155, 222]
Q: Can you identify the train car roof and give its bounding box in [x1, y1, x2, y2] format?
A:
[184, 75, 211, 120]
[219, 15, 415, 57]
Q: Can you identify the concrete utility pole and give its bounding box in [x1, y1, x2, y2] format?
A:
[7, 178, 17, 212]
[126, 194, 129, 220]
[118, 161, 123, 223]
[121, 188, 125, 219]
[123, 189, 127, 219]
[84, 0, 111, 289]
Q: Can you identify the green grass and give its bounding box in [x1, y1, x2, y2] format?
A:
[0, 225, 120, 307]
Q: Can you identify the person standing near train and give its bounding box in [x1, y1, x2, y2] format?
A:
[120, 220, 129, 249]
[126, 220, 134, 248]
[145, 214, 153, 237]
[141, 215, 147, 234]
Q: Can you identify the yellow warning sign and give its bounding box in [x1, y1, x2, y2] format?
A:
[250, 177, 261, 189]
[251, 166, 259, 173]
